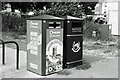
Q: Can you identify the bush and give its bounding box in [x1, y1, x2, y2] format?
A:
[2, 12, 27, 35]
[83, 16, 101, 39]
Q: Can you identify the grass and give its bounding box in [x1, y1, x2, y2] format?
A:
[93, 42, 102, 45]
[57, 69, 72, 75]
[103, 49, 112, 53]
[84, 45, 104, 50]
[108, 44, 118, 47]
[2, 31, 27, 51]
[2, 31, 26, 40]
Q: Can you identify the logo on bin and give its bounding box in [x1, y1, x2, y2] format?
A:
[49, 30, 61, 37]
[72, 41, 81, 53]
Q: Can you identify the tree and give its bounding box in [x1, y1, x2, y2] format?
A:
[2, 2, 51, 13]
[45, 2, 84, 17]
[81, 2, 98, 15]
[45, 2, 97, 17]
[2, 2, 97, 16]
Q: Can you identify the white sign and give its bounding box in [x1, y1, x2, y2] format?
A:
[30, 63, 38, 69]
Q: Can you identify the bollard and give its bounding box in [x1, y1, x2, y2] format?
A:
[0, 39, 19, 69]
[92, 31, 97, 38]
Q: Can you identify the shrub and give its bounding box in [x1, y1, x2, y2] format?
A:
[2, 12, 27, 35]
[83, 16, 101, 39]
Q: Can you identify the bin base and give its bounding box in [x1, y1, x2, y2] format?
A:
[63, 60, 82, 69]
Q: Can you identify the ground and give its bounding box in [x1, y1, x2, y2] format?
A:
[0, 32, 119, 78]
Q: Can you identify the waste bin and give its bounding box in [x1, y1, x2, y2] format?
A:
[100, 24, 112, 40]
[62, 15, 84, 68]
[27, 15, 64, 75]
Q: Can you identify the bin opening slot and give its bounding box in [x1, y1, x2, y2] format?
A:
[72, 22, 82, 28]
[71, 22, 82, 33]
[49, 22, 61, 28]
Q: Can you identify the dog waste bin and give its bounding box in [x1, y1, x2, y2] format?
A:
[27, 15, 64, 75]
[62, 15, 84, 68]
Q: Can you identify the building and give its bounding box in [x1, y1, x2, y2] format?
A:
[94, 0, 120, 35]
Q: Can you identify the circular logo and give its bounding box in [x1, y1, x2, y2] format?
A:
[72, 41, 81, 53]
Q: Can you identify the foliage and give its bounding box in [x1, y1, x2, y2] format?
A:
[2, 2, 97, 15]
[45, 2, 85, 17]
[2, 12, 27, 35]
[2, 2, 98, 37]
[81, 2, 97, 15]
[2, 2, 51, 13]
[45, 2, 97, 17]
[83, 16, 101, 39]
[94, 17, 107, 24]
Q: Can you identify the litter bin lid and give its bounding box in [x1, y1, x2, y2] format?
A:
[61, 15, 84, 20]
[27, 14, 64, 20]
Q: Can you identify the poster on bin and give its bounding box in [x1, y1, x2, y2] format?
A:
[46, 29, 63, 75]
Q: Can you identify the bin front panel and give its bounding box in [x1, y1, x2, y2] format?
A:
[27, 20, 42, 74]
[66, 36, 82, 63]
[46, 21, 63, 75]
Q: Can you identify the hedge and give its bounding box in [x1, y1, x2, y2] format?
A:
[83, 17, 101, 39]
[2, 12, 27, 35]
[2, 12, 101, 40]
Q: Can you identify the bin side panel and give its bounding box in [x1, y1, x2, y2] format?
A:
[27, 20, 42, 75]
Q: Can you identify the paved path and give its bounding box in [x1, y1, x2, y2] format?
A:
[0, 33, 118, 78]
[0, 47, 118, 78]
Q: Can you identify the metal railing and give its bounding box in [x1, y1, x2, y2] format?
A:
[0, 39, 19, 69]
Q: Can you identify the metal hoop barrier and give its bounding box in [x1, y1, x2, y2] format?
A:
[0, 39, 19, 69]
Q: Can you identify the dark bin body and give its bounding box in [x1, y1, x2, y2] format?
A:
[62, 16, 84, 68]
[100, 24, 112, 40]
[27, 15, 64, 76]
